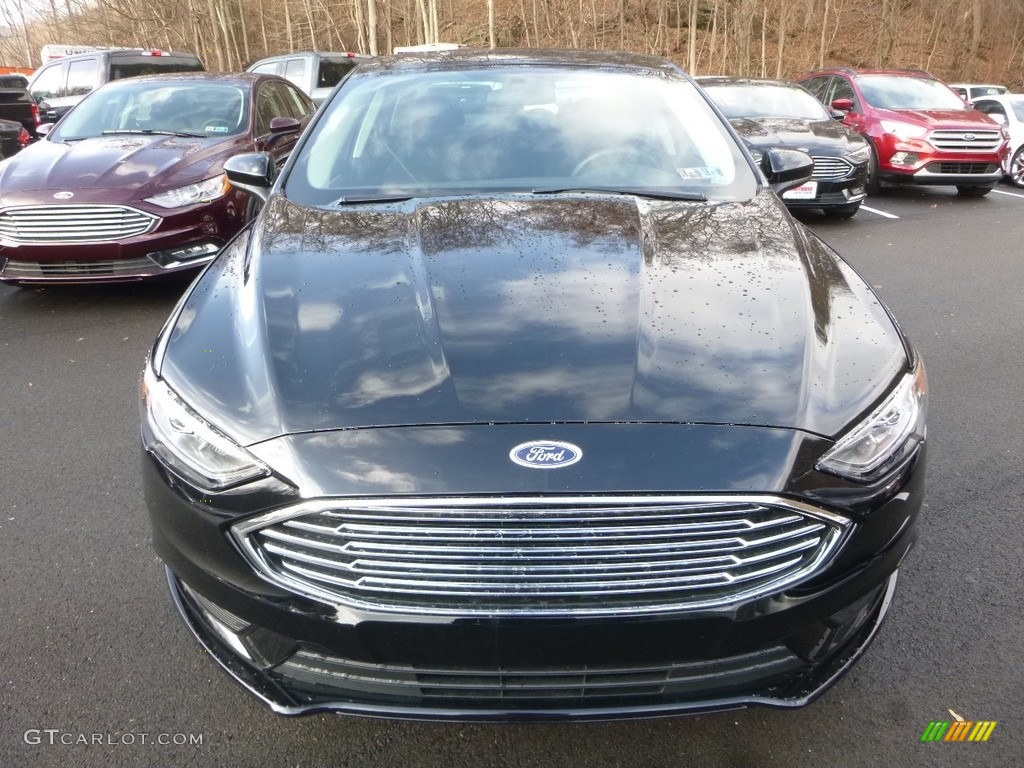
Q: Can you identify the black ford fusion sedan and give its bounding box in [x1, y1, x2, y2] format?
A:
[141, 50, 926, 720]
[697, 77, 871, 219]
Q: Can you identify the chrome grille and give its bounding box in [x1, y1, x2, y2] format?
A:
[811, 156, 855, 180]
[0, 204, 158, 244]
[233, 496, 848, 616]
[928, 129, 1002, 152]
[0, 256, 156, 278]
[277, 645, 805, 702]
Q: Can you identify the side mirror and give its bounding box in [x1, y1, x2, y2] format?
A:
[224, 152, 275, 202]
[266, 116, 301, 148]
[269, 116, 301, 134]
[831, 98, 854, 112]
[36, 123, 55, 138]
[761, 148, 815, 195]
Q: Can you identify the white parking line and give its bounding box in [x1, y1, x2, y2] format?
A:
[991, 188, 1024, 199]
[860, 205, 900, 219]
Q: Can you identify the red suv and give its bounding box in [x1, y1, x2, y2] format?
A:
[797, 68, 1009, 196]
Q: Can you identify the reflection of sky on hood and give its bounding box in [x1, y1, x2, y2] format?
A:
[162, 193, 906, 443]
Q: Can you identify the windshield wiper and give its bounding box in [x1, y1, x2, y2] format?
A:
[531, 186, 707, 202]
[101, 129, 206, 138]
[333, 194, 416, 205]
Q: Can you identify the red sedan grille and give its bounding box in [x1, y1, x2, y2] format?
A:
[0, 204, 158, 244]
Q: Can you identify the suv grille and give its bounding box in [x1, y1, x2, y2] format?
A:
[233, 496, 848, 616]
[811, 156, 855, 180]
[928, 130, 1002, 152]
[0, 205, 158, 244]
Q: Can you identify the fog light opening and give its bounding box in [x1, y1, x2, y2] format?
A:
[890, 152, 920, 167]
[148, 241, 222, 269]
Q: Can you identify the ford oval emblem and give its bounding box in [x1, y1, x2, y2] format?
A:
[509, 440, 582, 469]
[53, 191, 74, 200]
[963, 133, 976, 141]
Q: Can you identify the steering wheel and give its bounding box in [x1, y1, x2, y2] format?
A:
[202, 119, 233, 134]
[572, 147, 662, 177]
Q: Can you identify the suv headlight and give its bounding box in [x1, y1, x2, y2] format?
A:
[141, 364, 269, 490]
[817, 362, 927, 482]
[145, 174, 230, 209]
[845, 143, 871, 164]
[879, 121, 928, 140]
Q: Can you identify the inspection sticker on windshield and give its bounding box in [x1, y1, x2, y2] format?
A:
[676, 167, 724, 181]
[783, 181, 818, 200]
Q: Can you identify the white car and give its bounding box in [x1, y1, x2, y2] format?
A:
[948, 83, 1008, 101]
[972, 94, 1024, 187]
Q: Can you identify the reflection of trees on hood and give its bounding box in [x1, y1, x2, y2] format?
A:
[258, 195, 645, 258]
[418, 198, 641, 255]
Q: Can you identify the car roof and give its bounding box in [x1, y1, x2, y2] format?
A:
[97, 72, 266, 88]
[354, 48, 684, 76]
[696, 76, 802, 88]
[801, 67, 934, 79]
[41, 48, 202, 64]
[971, 93, 1024, 102]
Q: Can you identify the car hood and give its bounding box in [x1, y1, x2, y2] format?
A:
[0, 134, 243, 204]
[158, 191, 908, 446]
[876, 107, 998, 129]
[729, 117, 862, 153]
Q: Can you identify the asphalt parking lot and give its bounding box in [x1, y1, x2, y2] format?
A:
[1, 182, 1021, 768]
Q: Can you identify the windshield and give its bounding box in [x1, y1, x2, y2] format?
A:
[285, 66, 757, 205]
[1011, 99, 1024, 122]
[703, 83, 829, 120]
[51, 81, 249, 141]
[857, 75, 967, 110]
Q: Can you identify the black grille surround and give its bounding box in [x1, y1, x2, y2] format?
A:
[232, 496, 849, 617]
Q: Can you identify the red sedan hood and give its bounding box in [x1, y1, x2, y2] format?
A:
[0, 134, 241, 205]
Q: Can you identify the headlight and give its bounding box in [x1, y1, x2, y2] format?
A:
[145, 174, 230, 209]
[879, 121, 928, 140]
[817, 362, 927, 482]
[845, 143, 871, 164]
[141, 364, 269, 490]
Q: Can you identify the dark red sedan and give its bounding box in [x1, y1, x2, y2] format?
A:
[0, 73, 314, 284]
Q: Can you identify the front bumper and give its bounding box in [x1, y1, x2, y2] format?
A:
[168, 565, 902, 720]
[143, 430, 924, 721]
[0, 193, 247, 284]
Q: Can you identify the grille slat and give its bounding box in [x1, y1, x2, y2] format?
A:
[810, 156, 855, 180]
[277, 554, 805, 595]
[235, 496, 847, 616]
[928, 129, 1002, 152]
[0, 257, 157, 278]
[0, 204, 158, 244]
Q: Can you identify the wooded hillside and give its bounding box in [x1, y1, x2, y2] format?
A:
[3, 0, 1023, 87]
